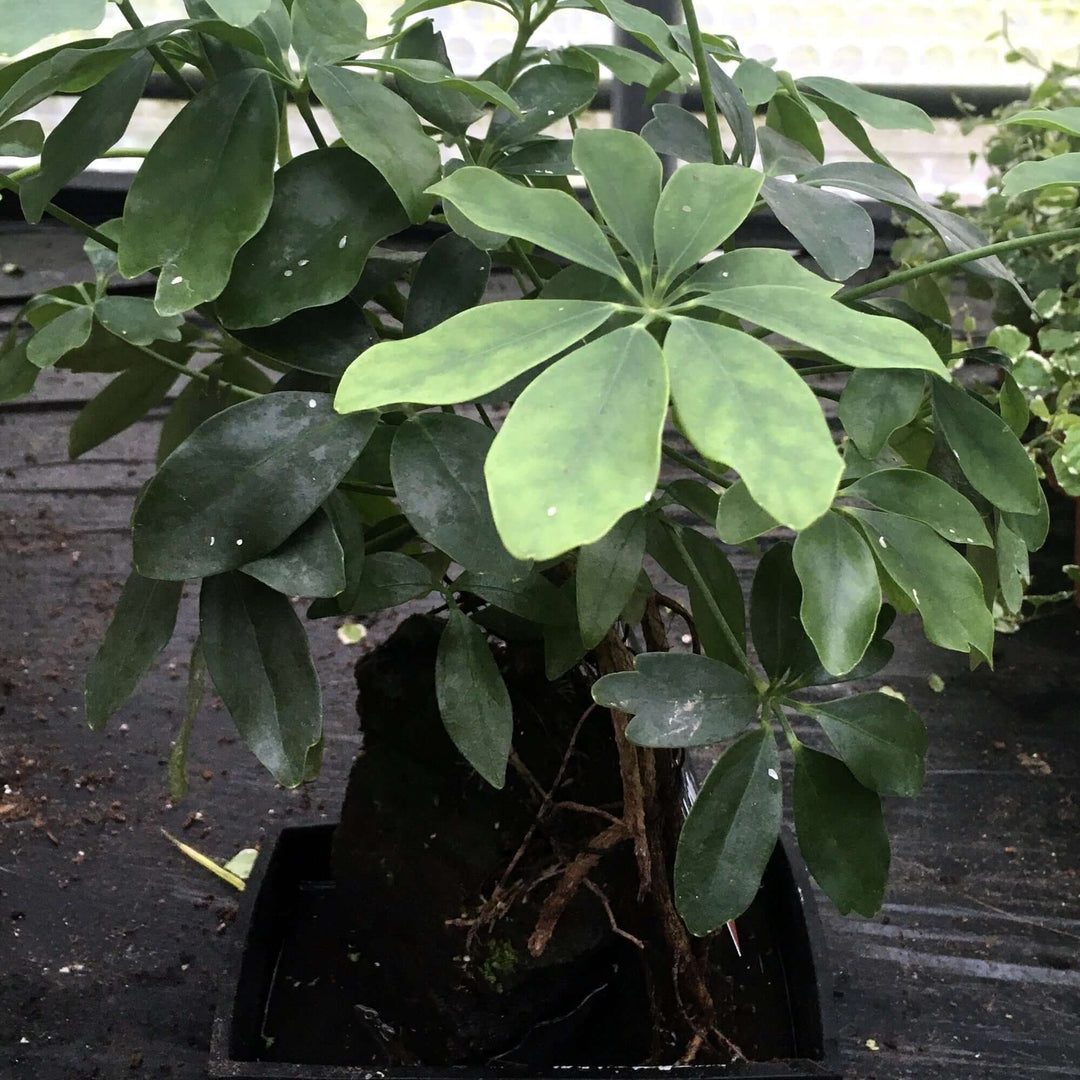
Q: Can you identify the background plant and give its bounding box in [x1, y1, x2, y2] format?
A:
[0, 1, 1070, 1044]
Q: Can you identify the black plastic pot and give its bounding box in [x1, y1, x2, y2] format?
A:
[209, 822, 841, 1079]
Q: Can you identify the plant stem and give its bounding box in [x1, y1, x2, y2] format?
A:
[678, 0, 725, 166]
[8, 148, 149, 183]
[0, 174, 119, 251]
[661, 443, 730, 488]
[502, 3, 534, 90]
[294, 87, 329, 149]
[475, 402, 495, 430]
[838, 226, 1080, 304]
[364, 521, 415, 554]
[116, 0, 196, 97]
[666, 521, 762, 688]
[510, 239, 544, 291]
[134, 344, 262, 400]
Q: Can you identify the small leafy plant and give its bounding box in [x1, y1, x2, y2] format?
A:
[1, 0, 1071, 1052]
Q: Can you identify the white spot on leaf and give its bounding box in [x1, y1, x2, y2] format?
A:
[308, 398, 317, 408]
[170, 275, 183, 285]
[878, 536, 887, 548]
[209, 536, 215, 546]
[546, 506, 557, 517]
[768, 768, 779, 781]
[339, 235, 348, 249]
[236, 538, 243, 547]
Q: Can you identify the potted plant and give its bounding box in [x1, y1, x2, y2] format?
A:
[2, 0, 1075, 1073]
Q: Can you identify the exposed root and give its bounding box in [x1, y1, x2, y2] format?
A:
[584, 878, 644, 950]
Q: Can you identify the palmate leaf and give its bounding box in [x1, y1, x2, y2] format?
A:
[485, 326, 668, 561]
[682, 247, 840, 296]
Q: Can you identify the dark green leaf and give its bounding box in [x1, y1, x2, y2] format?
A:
[838, 369, 925, 458]
[27, 306, 93, 369]
[705, 53, 757, 165]
[593, 651, 758, 748]
[576, 510, 647, 648]
[932, 380, 1041, 514]
[641, 103, 712, 164]
[323, 489, 365, 611]
[0, 340, 39, 402]
[793, 745, 890, 916]
[715, 480, 779, 544]
[455, 569, 572, 625]
[486, 326, 667, 560]
[998, 372, 1029, 440]
[392, 20, 482, 134]
[291, 0, 368, 68]
[85, 570, 183, 729]
[119, 70, 278, 315]
[0, 119, 43, 156]
[436, 607, 513, 788]
[403, 233, 490, 337]
[133, 393, 376, 579]
[568, 44, 660, 87]
[766, 92, 824, 163]
[241, 508, 345, 597]
[583, 0, 692, 80]
[200, 572, 321, 787]
[750, 542, 806, 682]
[341, 551, 434, 613]
[665, 478, 720, 524]
[390, 412, 525, 576]
[497, 139, 576, 176]
[793, 512, 881, 677]
[488, 64, 595, 150]
[543, 593, 588, 680]
[95, 296, 184, 346]
[666, 318, 841, 529]
[758, 126, 820, 178]
[168, 638, 207, 801]
[1001, 485, 1049, 552]
[995, 516, 1029, 615]
[674, 729, 782, 934]
[69, 360, 178, 458]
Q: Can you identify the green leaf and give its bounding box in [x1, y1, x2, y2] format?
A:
[569, 44, 660, 88]
[200, 572, 321, 788]
[308, 64, 440, 224]
[1001, 154, 1080, 198]
[487, 63, 594, 149]
[392, 21, 482, 135]
[681, 247, 840, 297]
[998, 371, 1030, 441]
[584, 0, 692, 80]
[429, 168, 625, 282]
[792, 511, 880, 677]
[766, 92, 824, 163]
[1004, 107, 1080, 137]
[20, 52, 151, 224]
[168, 639, 206, 801]
[572, 128, 661, 274]
[798, 77, 933, 132]
[674, 729, 782, 934]
[216, 148, 408, 329]
[758, 177, 874, 282]
[666, 319, 841, 530]
[750, 542, 807, 683]
[133, 393, 376, 579]
[339, 551, 433, 613]
[205, 0, 274, 25]
[0, 0, 106, 56]
[84, 570, 183, 729]
[485, 326, 667, 560]
[335, 299, 615, 412]
[240, 508, 345, 597]
[0, 119, 43, 156]
[807, 96, 898, 172]
[793, 745, 889, 916]
[69, 361, 178, 459]
[1001, 485, 1049, 552]
[95, 296, 184, 347]
[734, 58, 780, 107]
[995, 516, 1029, 615]
[576, 510, 647, 648]
[322, 489, 365, 611]
[845, 468, 992, 547]
[838, 369, 925, 458]
[715, 480, 778, 544]
[436, 608, 513, 788]
[403, 233, 490, 337]
[698, 286, 948, 377]
[390, 412, 525, 577]
[704, 54, 757, 165]
[0, 340, 39, 402]
[27, 306, 93, 369]
[758, 127, 820, 178]
[119, 70, 278, 316]
[665, 478, 720, 524]
[593, 651, 758, 748]
[849, 508, 994, 657]
[641, 103, 712, 164]
[932, 379, 1041, 514]
[653, 164, 764, 286]
[291, 0, 367, 68]
[455, 569, 572, 625]
[358, 58, 522, 116]
[497, 139, 575, 176]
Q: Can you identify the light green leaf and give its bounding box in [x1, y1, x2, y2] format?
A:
[1001, 154, 1080, 198]
[654, 164, 764, 286]
[793, 745, 889, 916]
[759, 177, 874, 282]
[0, 0, 105, 56]
[666, 319, 841, 530]
[200, 572, 321, 788]
[995, 516, 1029, 614]
[119, 70, 278, 315]
[241, 508, 346, 598]
[1002, 484, 1049, 553]
[0, 340, 39, 402]
[85, 570, 183, 729]
[681, 247, 840, 297]
[641, 103, 712, 164]
[403, 233, 490, 337]
[572, 128, 661, 274]
[95, 296, 184, 347]
[698, 286, 948, 377]
[0, 119, 43, 156]
[734, 58, 780, 107]
[205, 0, 273, 25]
[845, 468, 992, 547]
[1004, 107, 1080, 137]
[758, 126, 821, 177]
[308, 63, 441, 224]
[20, 52, 151, 224]
[390, 412, 526, 577]
[340, 551, 434, 613]
[133, 393, 376, 579]
[850, 508, 994, 657]
[793, 511, 880, 676]
[576, 510, 647, 648]
[335, 299, 615, 412]
[69, 361, 179, 458]
[801, 692, 926, 798]
[674, 729, 782, 934]
[715, 480, 779, 544]
[932, 379, 1041, 514]
[749, 542, 807, 682]
[998, 372, 1029, 440]
[27, 306, 93, 369]
[429, 168, 625, 281]
[168, 638, 206, 800]
[291, 0, 367, 68]
[217, 148, 408, 329]
[593, 651, 758, 748]
[436, 608, 513, 788]
[798, 76, 933, 132]
[584, 0, 692, 80]
[485, 326, 667, 561]
[569, 44, 661, 87]
[838, 368, 925, 458]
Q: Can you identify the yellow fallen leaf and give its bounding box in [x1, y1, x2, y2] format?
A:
[161, 829, 246, 891]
